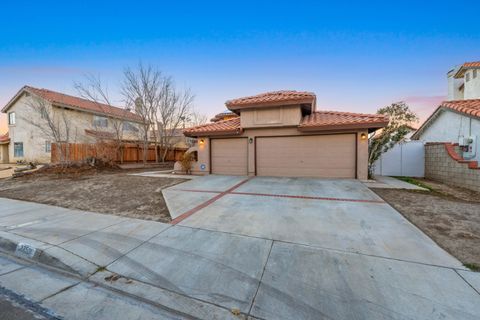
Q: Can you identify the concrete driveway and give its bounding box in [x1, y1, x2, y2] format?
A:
[161, 175, 480, 319]
[0, 175, 479, 319]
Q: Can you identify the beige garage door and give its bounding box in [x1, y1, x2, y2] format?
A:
[256, 134, 356, 178]
[211, 138, 248, 175]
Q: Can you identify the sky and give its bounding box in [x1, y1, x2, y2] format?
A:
[1, 0, 479, 134]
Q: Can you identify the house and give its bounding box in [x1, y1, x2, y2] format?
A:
[412, 61, 480, 162]
[1, 86, 144, 163]
[0, 133, 9, 164]
[183, 90, 388, 179]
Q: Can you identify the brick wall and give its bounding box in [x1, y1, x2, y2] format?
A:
[425, 143, 480, 192]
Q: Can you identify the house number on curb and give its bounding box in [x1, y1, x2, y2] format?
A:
[15, 243, 36, 258]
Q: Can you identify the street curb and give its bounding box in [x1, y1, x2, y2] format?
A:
[0, 235, 79, 275]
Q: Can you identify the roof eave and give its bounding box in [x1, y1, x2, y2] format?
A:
[183, 129, 243, 137]
[298, 121, 389, 132]
[226, 98, 315, 111]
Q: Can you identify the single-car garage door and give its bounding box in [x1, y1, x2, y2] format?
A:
[211, 138, 248, 175]
[256, 134, 356, 178]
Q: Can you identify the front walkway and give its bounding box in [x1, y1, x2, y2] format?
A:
[0, 176, 479, 319]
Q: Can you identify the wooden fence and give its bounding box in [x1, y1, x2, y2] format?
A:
[51, 143, 187, 163]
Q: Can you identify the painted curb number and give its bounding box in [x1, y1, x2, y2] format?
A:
[15, 243, 36, 258]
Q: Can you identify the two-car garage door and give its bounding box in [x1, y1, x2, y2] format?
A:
[210, 134, 356, 178]
[256, 134, 356, 178]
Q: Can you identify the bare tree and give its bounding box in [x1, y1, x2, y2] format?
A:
[121, 64, 162, 164]
[156, 77, 194, 162]
[122, 64, 195, 163]
[74, 75, 132, 163]
[21, 96, 76, 164]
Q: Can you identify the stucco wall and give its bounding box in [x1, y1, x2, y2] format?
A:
[6, 94, 142, 163]
[191, 127, 369, 179]
[464, 69, 480, 100]
[425, 143, 480, 192]
[240, 105, 302, 128]
[417, 110, 480, 162]
[0, 144, 8, 163]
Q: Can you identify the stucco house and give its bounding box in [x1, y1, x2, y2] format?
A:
[1, 86, 143, 163]
[0, 133, 9, 164]
[182, 90, 388, 179]
[412, 62, 480, 162]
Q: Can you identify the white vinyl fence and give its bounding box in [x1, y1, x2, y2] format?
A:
[373, 141, 425, 177]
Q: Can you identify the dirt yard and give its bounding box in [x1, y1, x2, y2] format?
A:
[372, 179, 480, 270]
[0, 167, 186, 223]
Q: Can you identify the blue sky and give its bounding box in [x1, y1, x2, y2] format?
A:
[1, 0, 479, 133]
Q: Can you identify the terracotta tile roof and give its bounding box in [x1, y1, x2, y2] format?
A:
[24, 86, 142, 122]
[462, 61, 480, 68]
[0, 132, 9, 144]
[441, 99, 480, 117]
[454, 61, 480, 78]
[183, 117, 242, 136]
[299, 111, 389, 131]
[226, 90, 315, 109]
[411, 99, 480, 140]
[210, 111, 238, 122]
[84, 129, 116, 140]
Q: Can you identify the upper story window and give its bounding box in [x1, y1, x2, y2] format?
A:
[93, 115, 108, 128]
[474, 69, 478, 79]
[122, 121, 139, 132]
[466, 72, 470, 82]
[8, 112, 15, 125]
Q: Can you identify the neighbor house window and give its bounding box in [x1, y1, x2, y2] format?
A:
[8, 112, 15, 125]
[122, 121, 139, 132]
[474, 69, 478, 79]
[93, 115, 108, 128]
[466, 72, 470, 82]
[14, 142, 23, 157]
[45, 141, 51, 153]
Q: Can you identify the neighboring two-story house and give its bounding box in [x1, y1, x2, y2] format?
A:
[1, 86, 143, 163]
[183, 90, 388, 179]
[412, 62, 480, 162]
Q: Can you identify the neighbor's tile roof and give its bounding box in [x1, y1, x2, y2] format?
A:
[183, 117, 242, 136]
[441, 99, 480, 117]
[411, 99, 480, 140]
[462, 61, 480, 68]
[299, 111, 389, 130]
[453, 61, 480, 78]
[226, 90, 315, 109]
[25, 86, 142, 122]
[0, 132, 9, 144]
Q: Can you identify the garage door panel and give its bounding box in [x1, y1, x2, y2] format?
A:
[211, 138, 248, 175]
[256, 135, 356, 178]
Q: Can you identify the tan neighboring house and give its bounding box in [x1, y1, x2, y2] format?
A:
[0, 133, 9, 164]
[183, 90, 388, 179]
[1, 86, 143, 163]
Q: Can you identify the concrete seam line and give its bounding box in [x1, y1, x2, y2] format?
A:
[170, 177, 253, 225]
[0, 264, 28, 277]
[176, 224, 466, 271]
[453, 269, 480, 296]
[38, 281, 82, 303]
[101, 224, 174, 268]
[247, 240, 274, 317]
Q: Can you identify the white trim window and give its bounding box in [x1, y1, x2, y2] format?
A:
[93, 115, 108, 128]
[8, 112, 15, 125]
[122, 121, 139, 132]
[45, 141, 51, 153]
[14, 142, 23, 157]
